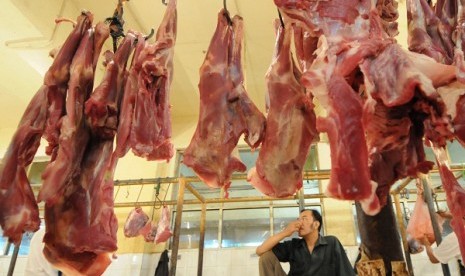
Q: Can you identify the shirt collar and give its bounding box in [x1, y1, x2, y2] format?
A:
[299, 234, 328, 248]
[318, 235, 329, 246]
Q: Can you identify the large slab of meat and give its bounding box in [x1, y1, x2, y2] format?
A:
[274, 0, 457, 214]
[40, 20, 106, 276]
[0, 11, 92, 244]
[38, 20, 106, 205]
[129, 0, 177, 161]
[406, 0, 465, 263]
[275, 0, 465, 263]
[42, 30, 139, 276]
[248, 21, 317, 197]
[183, 10, 266, 194]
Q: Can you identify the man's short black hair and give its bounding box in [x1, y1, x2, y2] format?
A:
[301, 208, 322, 232]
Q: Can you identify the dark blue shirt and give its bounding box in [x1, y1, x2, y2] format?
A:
[272, 235, 355, 276]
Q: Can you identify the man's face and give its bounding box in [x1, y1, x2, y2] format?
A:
[297, 210, 319, 237]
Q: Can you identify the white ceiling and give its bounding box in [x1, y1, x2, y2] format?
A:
[0, 0, 409, 151]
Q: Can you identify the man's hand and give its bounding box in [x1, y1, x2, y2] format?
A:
[418, 235, 431, 246]
[283, 220, 301, 237]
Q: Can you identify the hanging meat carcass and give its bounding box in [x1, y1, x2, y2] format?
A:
[273, 0, 460, 273]
[275, 0, 457, 214]
[38, 19, 108, 205]
[183, 10, 266, 195]
[40, 20, 111, 275]
[405, 0, 465, 264]
[247, 20, 318, 197]
[0, 11, 92, 244]
[129, 0, 177, 161]
[42, 28, 139, 276]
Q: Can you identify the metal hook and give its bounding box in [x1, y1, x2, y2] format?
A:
[105, 0, 128, 52]
[277, 8, 285, 28]
[153, 178, 163, 209]
[144, 28, 155, 41]
[132, 28, 155, 46]
[223, 0, 233, 26]
[162, 0, 168, 5]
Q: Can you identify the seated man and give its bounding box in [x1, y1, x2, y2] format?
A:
[256, 209, 355, 276]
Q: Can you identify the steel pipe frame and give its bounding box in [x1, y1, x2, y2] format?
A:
[24, 165, 464, 275]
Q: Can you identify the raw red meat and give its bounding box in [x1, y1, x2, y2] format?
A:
[39, 22, 106, 205]
[130, 0, 177, 161]
[43, 33, 136, 275]
[42, 21, 111, 275]
[375, 0, 399, 37]
[293, 25, 318, 73]
[0, 11, 92, 244]
[248, 20, 317, 197]
[43, 16, 97, 159]
[113, 33, 146, 159]
[183, 11, 265, 193]
[406, 193, 436, 243]
[407, 0, 452, 64]
[275, 0, 458, 215]
[140, 221, 158, 243]
[124, 207, 150, 238]
[155, 206, 172, 244]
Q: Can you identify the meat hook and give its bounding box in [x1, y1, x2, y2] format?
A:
[153, 178, 164, 209]
[223, 0, 233, 26]
[144, 28, 155, 40]
[162, 0, 168, 5]
[105, 0, 128, 52]
[135, 28, 155, 43]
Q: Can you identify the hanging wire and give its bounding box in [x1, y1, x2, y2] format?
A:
[114, 185, 121, 201]
[135, 181, 144, 206]
[162, 182, 171, 206]
[277, 8, 285, 28]
[223, 0, 233, 26]
[125, 185, 130, 198]
[152, 178, 164, 209]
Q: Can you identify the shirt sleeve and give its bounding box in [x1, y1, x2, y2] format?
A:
[331, 236, 356, 276]
[272, 240, 293, 262]
[433, 232, 461, 264]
